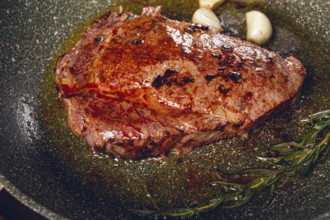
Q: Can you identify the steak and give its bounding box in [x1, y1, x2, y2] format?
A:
[55, 6, 306, 159]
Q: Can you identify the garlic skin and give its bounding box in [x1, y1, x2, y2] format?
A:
[199, 0, 226, 9]
[192, 8, 223, 32]
[246, 11, 272, 45]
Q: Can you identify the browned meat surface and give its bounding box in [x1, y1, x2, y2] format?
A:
[55, 6, 306, 159]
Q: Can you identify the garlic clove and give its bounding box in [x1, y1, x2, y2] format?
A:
[246, 10, 272, 45]
[199, 0, 226, 9]
[192, 8, 223, 32]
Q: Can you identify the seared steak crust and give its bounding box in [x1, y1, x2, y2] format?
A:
[55, 6, 306, 159]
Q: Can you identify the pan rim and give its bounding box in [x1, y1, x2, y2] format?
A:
[0, 0, 329, 219]
[1, 171, 330, 219]
[0, 175, 65, 219]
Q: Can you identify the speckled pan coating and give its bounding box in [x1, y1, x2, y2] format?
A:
[0, 0, 329, 219]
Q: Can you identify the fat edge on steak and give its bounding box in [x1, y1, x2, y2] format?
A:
[55, 6, 306, 159]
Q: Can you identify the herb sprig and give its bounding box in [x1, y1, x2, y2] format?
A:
[131, 110, 330, 218]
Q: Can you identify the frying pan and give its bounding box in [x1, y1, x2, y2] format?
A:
[0, 0, 329, 219]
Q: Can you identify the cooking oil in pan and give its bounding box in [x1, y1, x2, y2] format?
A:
[38, 0, 330, 214]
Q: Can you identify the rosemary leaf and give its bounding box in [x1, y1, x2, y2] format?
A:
[131, 110, 330, 218]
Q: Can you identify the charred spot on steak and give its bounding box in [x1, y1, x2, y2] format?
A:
[164, 69, 179, 78]
[205, 74, 219, 83]
[221, 45, 233, 52]
[152, 69, 179, 88]
[218, 85, 230, 95]
[244, 92, 253, 100]
[200, 26, 209, 31]
[133, 39, 144, 45]
[227, 71, 242, 83]
[212, 54, 223, 60]
[55, 6, 306, 159]
[94, 36, 104, 43]
[152, 75, 163, 88]
[179, 77, 194, 85]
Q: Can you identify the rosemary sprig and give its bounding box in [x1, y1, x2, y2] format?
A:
[131, 110, 330, 218]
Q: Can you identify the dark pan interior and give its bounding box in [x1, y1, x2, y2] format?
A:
[0, 0, 329, 219]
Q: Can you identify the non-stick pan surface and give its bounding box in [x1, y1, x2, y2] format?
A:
[0, 0, 329, 219]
